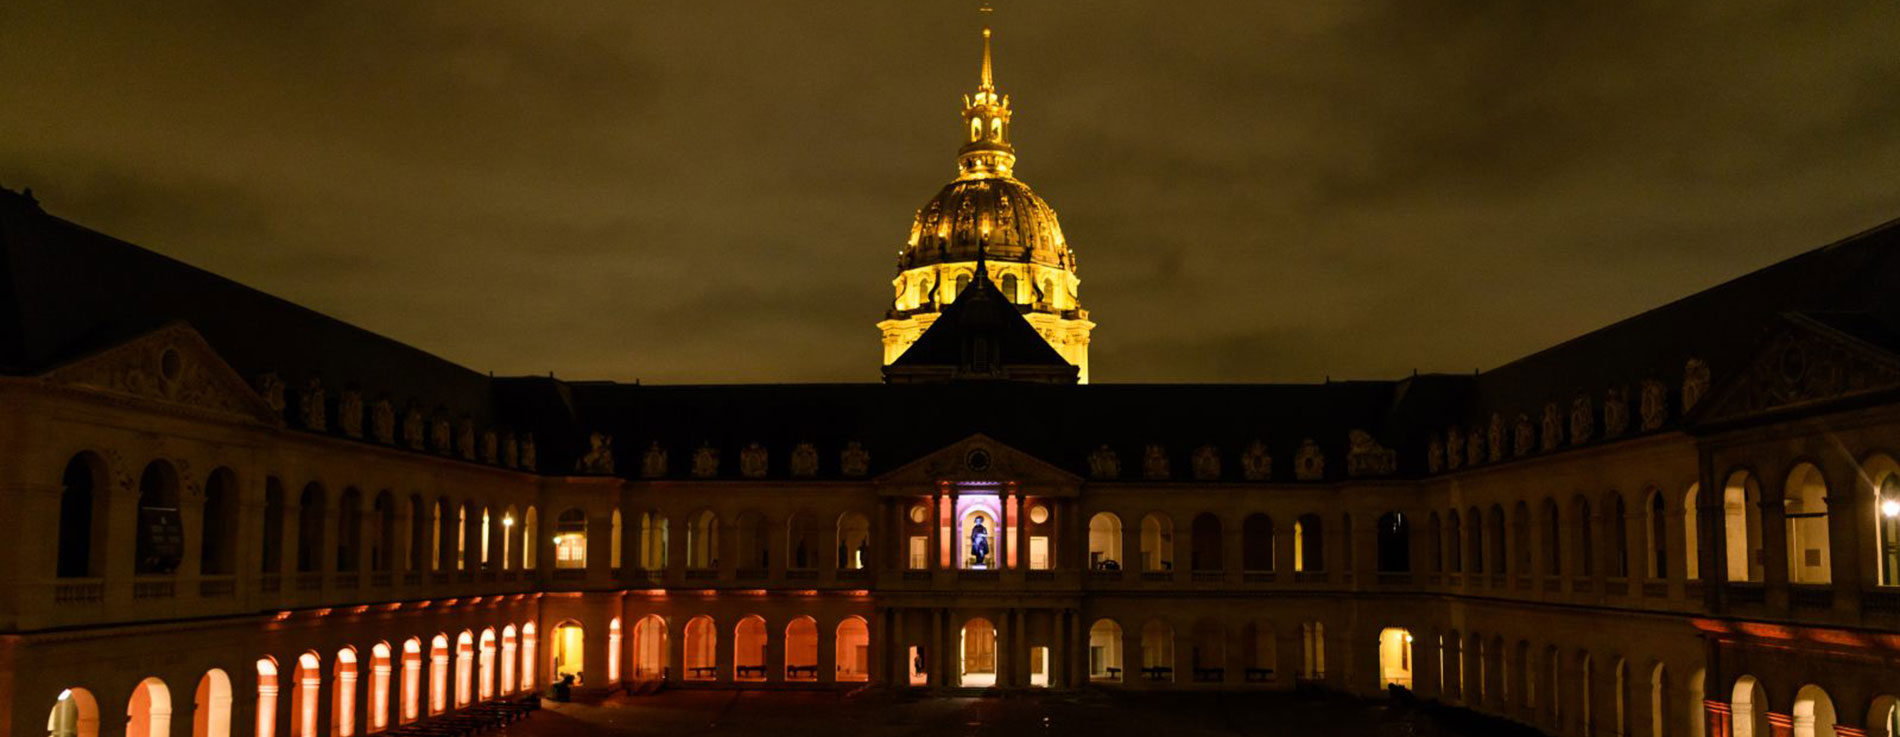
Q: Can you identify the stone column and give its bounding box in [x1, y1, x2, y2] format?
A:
[666, 616, 686, 686]
[1826, 489, 1862, 614]
[1122, 626, 1142, 687]
[818, 615, 837, 684]
[766, 620, 786, 684]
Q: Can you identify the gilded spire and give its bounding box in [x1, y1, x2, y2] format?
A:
[979, 27, 994, 92]
[957, 24, 1015, 179]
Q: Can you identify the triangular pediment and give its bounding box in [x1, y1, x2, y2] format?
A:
[876, 433, 1082, 490]
[41, 321, 284, 425]
[1693, 313, 1900, 427]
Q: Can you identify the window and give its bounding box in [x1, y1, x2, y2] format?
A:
[1881, 475, 1900, 586]
[1294, 514, 1323, 572]
[1243, 514, 1274, 572]
[1088, 513, 1122, 570]
[135, 461, 184, 575]
[1376, 512, 1409, 572]
[554, 509, 586, 568]
[57, 453, 106, 578]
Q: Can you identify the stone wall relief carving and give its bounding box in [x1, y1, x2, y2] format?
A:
[519, 434, 536, 470]
[1192, 445, 1221, 481]
[1294, 439, 1325, 481]
[1514, 413, 1534, 457]
[1088, 445, 1121, 479]
[840, 441, 870, 477]
[790, 442, 819, 478]
[456, 419, 476, 460]
[1466, 427, 1484, 468]
[338, 390, 364, 439]
[298, 379, 326, 431]
[1683, 358, 1710, 414]
[692, 444, 720, 478]
[1603, 387, 1628, 438]
[1487, 414, 1504, 463]
[1143, 445, 1170, 480]
[740, 443, 769, 478]
[575, 433, 615, 474]
[1427, 434, 1445, 474]
[1640, 379, 1668, 431]
[430, 415, 452, 455]
[1346, 430, 1396, 477]
[256, 373, 286, 414]
[642, 442, 668, 478]
[481, 430, 498, 464]
[1445, 427, 1464, 471]
[503, 433, 519, 469]
[1241, 440, 1272, 481]
[402, 407, 424, 450]
[1570, 393, 1594, 444]
[1540, 402, 1562, 451]
[371, 399, 395, 444]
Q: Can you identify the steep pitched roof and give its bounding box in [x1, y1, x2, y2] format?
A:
[884, 267, 1077, 384]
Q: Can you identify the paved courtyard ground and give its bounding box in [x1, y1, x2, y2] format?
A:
[506, 688, 1520, 737]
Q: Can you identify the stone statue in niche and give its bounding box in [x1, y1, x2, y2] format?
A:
[1683, 358, 1710, 414]
[1570, 393, 1594, 445]
[1427, 435, 1445, 474]
[1294, 438, 1325, 480]
[1346, 429, 1396, 477]
[1603, 387, 1629, 438]
[1487, 414, 1504, 463]
[431, 416, 452, 455]
[1445, 427, 1464, 471]
[1143, 444, 1170, 480]
[456, 420, 476, 460]
[740, 443, 769, 478]
[402, 407, 424, 450]
[371, 400, 395, 444]
[520, 434, 536, 470]
[641, 442, 667, 478]
[338, 390, 364, 438]
[575, 433, 615, 474]
[1089, 445, 1121, 479]
[1541, 402, 1562, 451]
[256, 372, 286, 414]
[503, 433, 519, 468]
[790, 442, 819, 478]
[1192, 445, 1221, 481]
[1466, 427, 1484, 468]
[1514, 413, 1535, 457]
[968, 514, 992, 568]
[298, 378, 326, 431]
[1241, 440, 1272, 481]
[692, 444, 720, 478]
[481, 430, 498, 464]
[840, 441, 870, 477]
[1640, 379, 1667, 431]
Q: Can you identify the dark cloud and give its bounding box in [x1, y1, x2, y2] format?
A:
[2, 1, 1896, 384]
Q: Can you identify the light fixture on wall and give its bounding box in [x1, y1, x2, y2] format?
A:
[1882, 500, 1900, 518]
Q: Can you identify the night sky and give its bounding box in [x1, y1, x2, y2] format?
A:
[3, 2, 1897, 384]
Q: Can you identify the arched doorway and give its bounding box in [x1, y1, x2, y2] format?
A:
[734, 615, 768, 682]
[785, 617, 819, 681]
[961, 618, 998, 686]
[399, 640, 421, 723]
[368, 643, 391, 732]
[291, 653, 321, 737]
[453, 632, 473, 706]
[426, 636, 448, 714]
[48, 687, 101, 737]
[1089, 619, 1123, 682]
[836, 617, 870, 682]
[550, 621, 584, 685]
[499, 627, 517, 697]
[1141, 620, 1175, 682]
[519, 622, 537, 692]
[1191, 619, 1224, 682]
[1379, 628, 1413, 689]
[191, 669, 232, 737]
[684, 616, 717, 680]
[255, 659, 280, 737]
[632, 615, 668, 680]
[1088, 513, 1122, 570]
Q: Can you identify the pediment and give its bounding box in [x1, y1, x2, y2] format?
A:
[41, 321, 284, 425]
[876, 433, 1082, 491]
[1693, 313, 1900, 428]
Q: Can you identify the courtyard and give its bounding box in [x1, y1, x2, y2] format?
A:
[509, 689, 1520, 737]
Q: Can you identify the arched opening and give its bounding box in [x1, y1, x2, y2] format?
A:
[429, 499, 447, 571]
[478, 629, 497, 697]
[1088, 513, 1122, 570]
[733, 615, 767, 682]
[1243, 514, 1275, 572]
[1467, 506, 1484, 574]
[57, 453, 107, 578]
[1683, 484, 1701, 581]
[522, 508, 538, 569]
[426, 636, 447, 715]
[263, 479, 286, 574]
[399, 640, 421, 723]
[960, 504, 998, 570]
[1878, 472, 1900, 586]
[1867, 694, 1900, 737]
[999, 273, 1019, 302]
[961, 618, 998, 686]
[47, 687, 100, 737]
[1785, 464, 1832, 584]
[553, 509, 586, 569]
[335, 487, 362, 572]
[127, 678, 173, 737]
[609, 509, 622, 570]
[733, 511, 769, 569]
[1379, 628, 1413, 689]
[1140, 513, 1173, 572]
[1733, 675, 1769, 737]
[785, 616, 818, 681]
[1686, 667, 1706, 737]
[836, 617, 871, 682]
[1792, 684, 1837, 737]
[500, 505, 515, 570]
[1141, 619, 1174, 682]
[1543, 499, 1563, 575]
[550, 621, 583, 685]
[787, 512, 819, 570]
[638, 511, 668, 571]
[367, 643, 391, 732]
[296, 484, 325, 574]
[1489, 505, 1507, 574]
[190, 669, 231, 737]
[684, 616, 717, 680]
[1300, 622, 1325, 680]
[291, 653, 321, 737]
[1191, 618, 1224, 681]
[1190, 514, 1223, 571]
[1649, 662, 1669, 737]
[136, 461, 184, 575]
[1294, 514, 1324, 572]
[632, 615, 668, 680]
[499, 627, 517, 696]
[1088, 619, 1124, 681]
[687, 511, 719, 569]
[1577, 497, 1597, 577]
[519, 622, 538, 692]
[453, 632, 474, 707]
[1648, 489, 1670, 579]
[606, 619, 622, 684]
[1447, 511, 1463, 573]
[256, 659, 280, 737]
[1513, 502, 1532, 574]
[1724, 472, 1764, 582]
[370, 491, 395, 572]
[1377, 512, 1410, 572]
[838, 512, 871, 570]
[1246, 620, 1276, 682]
[953, 273, 971, 300]
[332, 647, 359, 737]
[199, 469, 238, 575]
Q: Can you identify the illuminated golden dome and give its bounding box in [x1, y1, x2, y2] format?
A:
[903, 177, 1074, 270]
